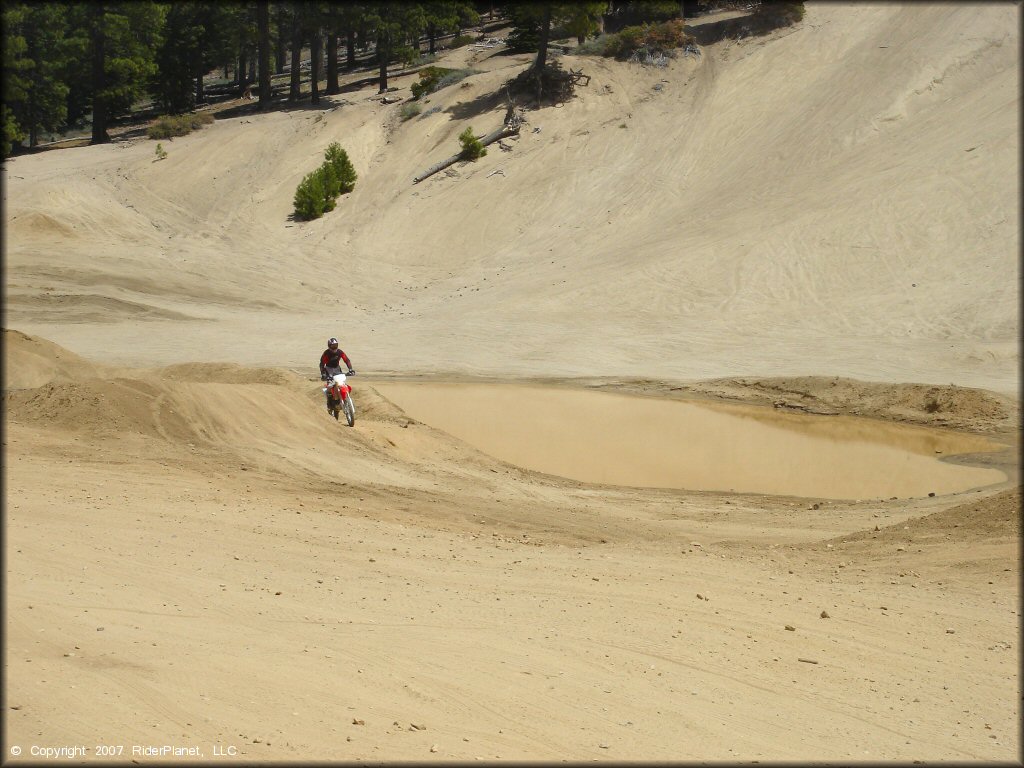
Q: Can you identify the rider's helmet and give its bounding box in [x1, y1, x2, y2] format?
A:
[327, 337, 339, 349]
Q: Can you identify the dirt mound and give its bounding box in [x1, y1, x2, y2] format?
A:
[4, 364, 406, 457]
[2, 328, 108, 389]
[782, 485, 1020, 561]
[7, 210, 77, 239]
[833, 486, 1021, 545]
[5, 293, 197, 323]
[4, 378, 173, 438]
[157, 362, 302, 386]
[3, 331, 409, 444]
[681, 376, 1017, 433]
[353, 384, 417, 426]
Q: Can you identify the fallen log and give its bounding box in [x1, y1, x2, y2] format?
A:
[412, 122, 520, 184]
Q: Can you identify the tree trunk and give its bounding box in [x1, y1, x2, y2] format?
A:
[26, 35, 38, 146]
[195, 63, 205, 105]
[346, 29, 356, 69]
[428, 24, 436, 54]
[534, 4, 552, 72]
[257, 0, 272, 107]
[377, 31, 388, 93]
[310, 31, 321, 104]
[289, 20, 302, 100]
[237, 49, 248, 94]
[90, 5, 109, 144]
[412, 123, 520, 184]
[29, 109, 38, 147]
[326, 32, 338, 93]
[274, 4, 286, 73]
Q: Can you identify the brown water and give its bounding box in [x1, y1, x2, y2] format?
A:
[376, 382, 1007, 500]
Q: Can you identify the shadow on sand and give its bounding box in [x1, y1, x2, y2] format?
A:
[445, 87, 510, 122]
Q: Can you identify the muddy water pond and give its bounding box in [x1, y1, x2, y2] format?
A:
[375, 382, 1007, 500]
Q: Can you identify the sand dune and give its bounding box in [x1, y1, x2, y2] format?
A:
[3, 2, 1020, 762]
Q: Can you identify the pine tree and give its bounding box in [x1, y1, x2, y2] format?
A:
[153, 2, 204, 113]
[2, 5, 32, 154]
[294, 170, 327, 220]
[2, 3, 72, 151]
[422, 2, 475, 55]
[63, 2, 165, 144]
[365, 3, 426, 94]
[325, 142, 357, 193]
[152, 2, 236, 113]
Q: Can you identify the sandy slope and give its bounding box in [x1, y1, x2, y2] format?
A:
[2, 2, 1021, 763]
[3, 3, 1018, 391]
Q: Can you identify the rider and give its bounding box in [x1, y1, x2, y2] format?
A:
[320, 337, 355, 412]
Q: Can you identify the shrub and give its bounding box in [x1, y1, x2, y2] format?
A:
[410, 52, 439, 68]
[435, 68, 476, 91]
[293, 143, 357, 221]
[400, 102, 422, 121]
[576, 34, 618, 57]
[154, 143, 168, 160]
[507, 60, 578, 104]
[629, 49, 671, 67]
[394, 45, 418, 68]
[410, 66, 477, 99]
[325, 142, 357, 193]
[318, 162, 341, 202]
[293, 170, 327, 220]
[458, 127, 486, 160]
[577, 19, 692, 62]
[448, 34, 476, 49]
[146, 112, 214, 139]
[411, 66, 450, 99]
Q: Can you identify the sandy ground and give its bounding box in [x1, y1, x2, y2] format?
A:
[2, 2, 1021, 763]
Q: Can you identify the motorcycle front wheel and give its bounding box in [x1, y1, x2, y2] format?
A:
[343, 397, 355, 427]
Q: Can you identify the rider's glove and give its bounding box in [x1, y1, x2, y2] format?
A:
[347, 369, 356, 375]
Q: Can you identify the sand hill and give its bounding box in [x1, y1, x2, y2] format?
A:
[3, 2, 1019, 762]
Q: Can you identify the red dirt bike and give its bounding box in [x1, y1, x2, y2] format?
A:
[323, 371, 356, 426]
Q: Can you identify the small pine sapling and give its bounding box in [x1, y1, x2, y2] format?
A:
[458, 127, 486, 160]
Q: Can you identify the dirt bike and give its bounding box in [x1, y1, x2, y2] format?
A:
[323, 371, 356, 426]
